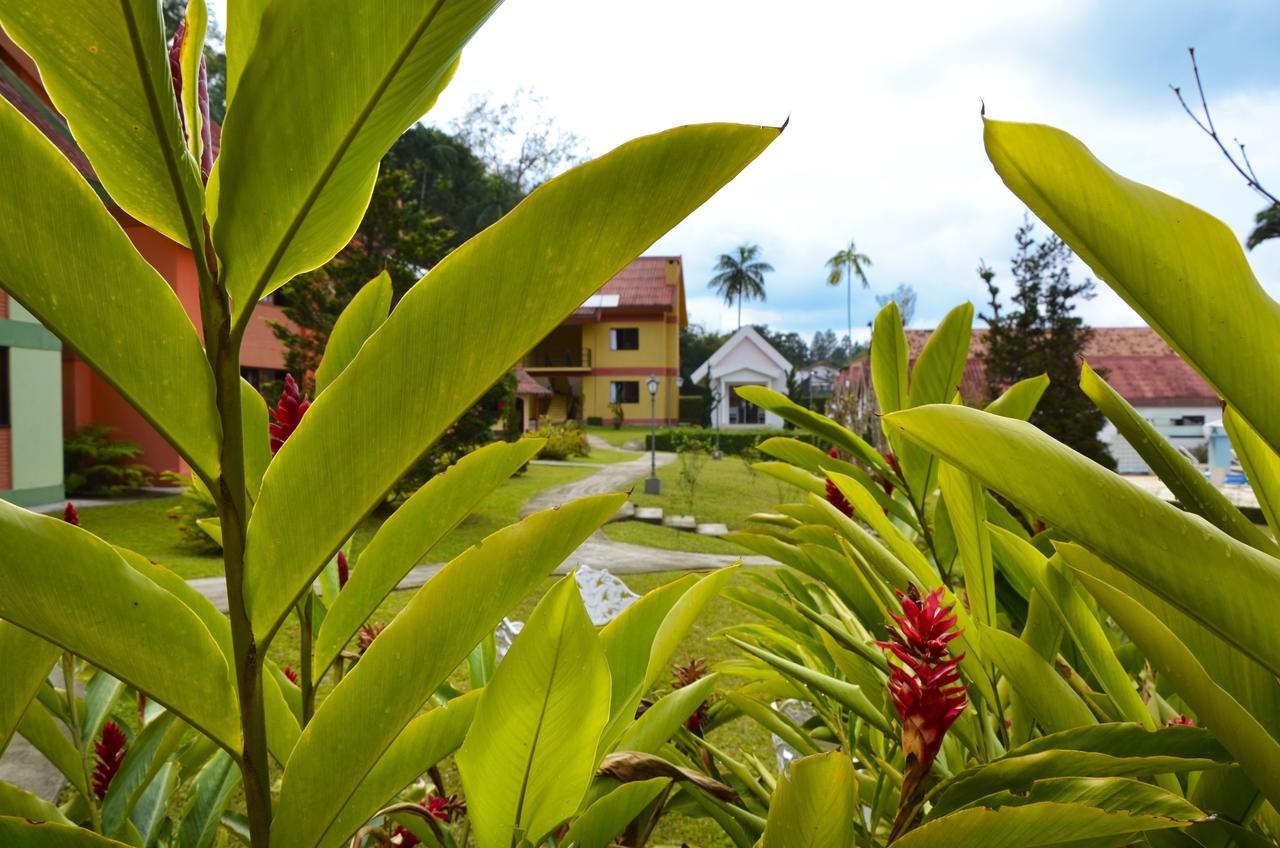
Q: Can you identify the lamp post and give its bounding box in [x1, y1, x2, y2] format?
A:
[645, 374, 661, 495]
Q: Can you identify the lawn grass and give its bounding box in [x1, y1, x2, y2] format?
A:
[75, 464, 596, 580]
[602, 454, 803, 554]
[584, 424, 652, 447]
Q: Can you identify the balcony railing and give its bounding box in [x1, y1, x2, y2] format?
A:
[523, 348, 592, 369]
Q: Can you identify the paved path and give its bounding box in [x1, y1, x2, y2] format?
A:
[4, 447, 770, 798]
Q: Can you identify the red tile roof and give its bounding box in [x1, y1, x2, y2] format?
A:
[513, 367, 552, 397]
[572, 256, 683, 319]
[846, 327, 1217, 408]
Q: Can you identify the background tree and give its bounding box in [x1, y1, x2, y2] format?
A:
[876, 283, 917, 327]
[680, 323, 729, 426]
[449, 88, 587, 193]
[709, 243, 772, 329]
[980, 217, 1115, 469]
[810, 329, 837, 362]
[825, 238, 872, 346]
[754, 325, 810, 367]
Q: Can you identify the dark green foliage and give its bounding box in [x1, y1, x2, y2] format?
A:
[679, 394, 707, 426]
[64, 425, 152, 496]
[1247, 203, 1280, 250]
[157, 470, 221, 552]
[680, 324, 728, 384]
[753, 325, 809, 367]
[645, 426, 798, 455]
[980, 218, 1116, 469]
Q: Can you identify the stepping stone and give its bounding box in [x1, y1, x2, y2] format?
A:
[696, 523, 729, 536]
[635, 507, 664, 523]
[663, 515, 697, 531]
[608, 501, 635, 522]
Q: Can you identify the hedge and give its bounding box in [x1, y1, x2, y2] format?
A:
[678, 395, 707, 426]
[644, 426, 811, 455]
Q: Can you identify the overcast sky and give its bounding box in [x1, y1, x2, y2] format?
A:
[214, 1, 1280, 341]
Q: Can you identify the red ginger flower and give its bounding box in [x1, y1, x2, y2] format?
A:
[672, 656, 710, 732]
[337, 551, 350, 589]
[1168, 714, 1196, 727]
[394, 795, 465, 845]
[63, 502, 80, 526]
[825, 449, 854, 518]
[283, 665, 299, 686]
[269, 374, 311, 454]
[93, 722, 128, 800]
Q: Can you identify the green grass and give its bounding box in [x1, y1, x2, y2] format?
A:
[76, 464, 596, 580]
[602, 456, 803, 555]
[584, 425, 652, 447]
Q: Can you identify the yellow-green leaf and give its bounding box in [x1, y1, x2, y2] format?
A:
[245, 122, 777, 640]
[900, 303, 972, 507]
[735, 386, 890, 476]
[314, 271, 394, 394]
[562, 779, 670, 848]
[979, 625, 1094, 734]
[0, 622, 60, 754]
[0, 817, 134, 847]
[0, 97, 218, 479]
[459, 574, 612, 848]
[760, 752, 858, 848]
[985, 374, 1048, 420]
[1225, 405, 1280, 537]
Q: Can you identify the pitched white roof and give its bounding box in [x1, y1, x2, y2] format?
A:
[690, 326, 793, 383]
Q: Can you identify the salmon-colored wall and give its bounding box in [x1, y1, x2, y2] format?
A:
[0, 428, 11, 490]
[242, 302, 289, 369]
[0, 291, 8, 319]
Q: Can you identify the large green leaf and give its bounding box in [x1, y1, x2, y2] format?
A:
[215, 0, 492, 314]
[900, 303, 972, 507]
[319, 690, 480, 848]
[984, 374, 1049, 420]
[17, 700, 86, 797]
[932, 724, 1231, 816]
[270, 493, 624, 848]
[756, 437, 914, 526]
[314, 271, 394, 394]
[1080, 362, 1275, 554]
[458, 574, 612, 848]
[0, 623, 59, 754]
[0, 503, 238, 749]
[101, 713, 187, 838]
[885, 404, 1280, 678]
[615, 675, 719, 756]
[561, 779, 670, 848]
[0, 97, 218, 478]
[313, 438, 543, 680]
[244, 122, 777, 640]
[983, 118, 1280, 454]
[177, 751, 241, 848]
[871, 301, 909, 418]
[1071, 568, 1280, 808]
[0, 782, 70, 825]
[980, 625, 1094, 735]
[0, 817, 134, 847]
[1225, 406, 1280, 536]
[0, 0, 204, 247]
[734, 386, 891, 476]
[941, 463, 995, 627]
[760, 752, 858, 848]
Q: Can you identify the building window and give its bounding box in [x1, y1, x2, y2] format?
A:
[1172, 415, 1206, 427]
[240, 366, 289, 390]
[728, 385, 765, 425]
[610, 381, 640, 404]
[609, 327, 639, 351]
[0, 347, 9, 427]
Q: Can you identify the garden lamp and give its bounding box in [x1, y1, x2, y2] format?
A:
[646, 374, 661, 494]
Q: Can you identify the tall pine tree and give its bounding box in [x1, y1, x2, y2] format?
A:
[980, 217, 1115, 470]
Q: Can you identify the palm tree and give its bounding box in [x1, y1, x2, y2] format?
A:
[826, 239, 873, 345]
[709, 244, 773, 329]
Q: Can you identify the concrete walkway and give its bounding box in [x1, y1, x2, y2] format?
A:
[3, 446, 771, 798]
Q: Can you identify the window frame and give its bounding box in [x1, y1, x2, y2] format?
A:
[0, 346, 9, 428]
[610, 380, 640, 404]
[609, 327, 640, 351]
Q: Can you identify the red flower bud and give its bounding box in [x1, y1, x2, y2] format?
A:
[825, 478, 854, 518]
[93, 722, 128, 800]
[337, 551, 350, 589]
[269, 374, 311, 455]
[1167, 714, 1196, 727]
[283, 665, 299, 686]
[63, 502, 80, 526]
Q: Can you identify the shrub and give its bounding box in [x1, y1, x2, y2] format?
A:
[609, 401, 625, 429]
[63, 425, 152, 496]
[522, 419, 590, 461]
[645, 425, 799, 455]
[678, 393, 707, 425]
[674, 434, 710, 517]
[158, 470, 221, 552]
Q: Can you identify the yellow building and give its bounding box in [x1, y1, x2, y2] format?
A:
[521, 256, 685, 426]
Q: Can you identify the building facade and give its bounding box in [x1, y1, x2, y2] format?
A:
[690, 326, 793, 429]
[0, 292, 63, 506]
[1, 28, 293, 481]
[522, 256, 685, 426]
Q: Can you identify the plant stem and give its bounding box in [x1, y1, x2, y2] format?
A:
[62, 652, 100, 833]
[300, 594, 315, 725]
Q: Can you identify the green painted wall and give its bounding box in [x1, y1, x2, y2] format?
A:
[3, 299, 64, 506]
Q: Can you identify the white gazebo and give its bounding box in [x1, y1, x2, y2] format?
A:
[690, 326, 793, 428]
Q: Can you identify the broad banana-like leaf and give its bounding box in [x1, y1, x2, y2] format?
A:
[319, 690, 480, 848]
[729, 637, 891, 734]
[886, 404, 1280, 678]
[175, 0, 207, 168]
[262, 670, 301, 765]
[1225, 406, 1280, 536]
[0, 504, 239, 749]
[313, 438, 544, 680]
[757, 437, 915, 526]
[979, 626, 1094, 734]
[598, 567, 736, 752]
[315, 271, 394, 394]
[0, 623, 59, 754]
[760, 752, 858, 848]
[271, 493, 624, 848]
[215, 0, 493, 314]
[223, 0, 262, 107]
[245, 122, 778, 640]
[1080, 362, 1275, 554]
[130, 761, 179, 847]
[0, 0, 204, 246]
[895, 783, 1201, 847]
[0, 98, 219, 478]
[82, 671, 125, 749]
[735, 386, 891, 476]
[459, 574, 612, 848]
[985, 374, 1049, 420]
[871, 301, 909, 418]
[177, 751, 240, 848]
[615, 675, 719, 756]
[241, 379, 271, 501]
[101, 713, 186, 837]
[1073, 569, 1280, 807]
[900, 302, 973, 507]
[17, 700, 86, 797]
[986, 526, 1152, 729]
[983, 118, 1280, 455]
[931, 724, 1232, 817]
[0, 817, 134, 846]
[0, 781, 70, 825]
[562, 778, 670, 848]
[941, 463, 995, 627]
